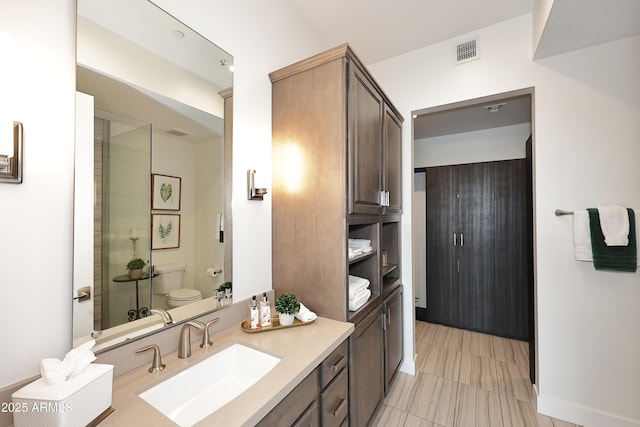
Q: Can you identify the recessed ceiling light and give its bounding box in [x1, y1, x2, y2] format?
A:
[172, 29, 185, 39]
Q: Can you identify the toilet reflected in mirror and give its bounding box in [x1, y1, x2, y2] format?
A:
[152, 263, 203, 309]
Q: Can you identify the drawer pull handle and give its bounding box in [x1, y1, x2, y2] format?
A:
[331, 355, 346, 373]
[332, 398, 347, 418]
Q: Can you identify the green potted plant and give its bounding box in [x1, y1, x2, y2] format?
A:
[275, 292, 300, 326]
[126, 257, 146, 279]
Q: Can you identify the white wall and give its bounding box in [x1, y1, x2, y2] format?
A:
[414, 122, 530, 167]
[0, 0, 324, 389]
[0, 0, 76, 388]
[369, 14, 640, 427]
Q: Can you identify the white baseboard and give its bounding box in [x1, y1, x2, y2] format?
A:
[537, 392, 640, 427]
[398, 355, 416, 376]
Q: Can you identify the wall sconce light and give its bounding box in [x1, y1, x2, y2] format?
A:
[0, 121, 23, 184]
[247, 169, 268, 201]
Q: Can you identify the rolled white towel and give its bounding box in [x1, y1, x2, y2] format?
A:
[349, 289, 371, 311]
[597, 204, 629, 246]
[295, 303, 317, 323]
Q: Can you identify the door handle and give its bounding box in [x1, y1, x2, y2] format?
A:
[453, 233, 457, 246]
[460, 233, 464, 247]
[72, 286, 91, 302]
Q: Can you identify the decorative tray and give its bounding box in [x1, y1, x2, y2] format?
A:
[241, 316, 315, 333]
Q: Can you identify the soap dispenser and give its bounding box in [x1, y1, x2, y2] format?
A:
[250, 295, 259, 329]
[260, 292, 272, 327]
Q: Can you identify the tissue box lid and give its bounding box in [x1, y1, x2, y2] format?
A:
[12, 364, 113, 401]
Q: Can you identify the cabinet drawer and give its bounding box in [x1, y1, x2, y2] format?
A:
[321, 368, 349, 427]
[321, 340, 348, 388]
[294, 400, 319, 427]
[257, 368, 319, 427]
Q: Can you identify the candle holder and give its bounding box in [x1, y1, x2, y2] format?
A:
[129, 236, 140, 258]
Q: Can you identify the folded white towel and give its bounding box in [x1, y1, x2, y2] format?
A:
[348, 275, 370, 297]
[573, 209, 640, 265]
[348, 247, 363, 259]
[349, 238, 371, 248]
[295, 303, 317, 322]
[597, 204, 629, 246]
[349, 289, 371, 311]
[350, 286, 370, 302]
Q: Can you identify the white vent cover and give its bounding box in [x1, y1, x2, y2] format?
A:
[453, 38, 480, 65]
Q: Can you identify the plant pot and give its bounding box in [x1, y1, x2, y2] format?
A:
[129, 268, 143, 279]
[278, 312, 295, 326]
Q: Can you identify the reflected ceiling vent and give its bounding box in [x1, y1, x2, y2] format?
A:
[453, 38, 480, 65]
[165, 128, 189, 137]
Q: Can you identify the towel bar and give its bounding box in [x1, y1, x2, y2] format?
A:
[555, 209, 574, 216]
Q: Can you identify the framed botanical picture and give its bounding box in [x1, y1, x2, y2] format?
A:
[152, 174, 181, 211]
[152, 214, 180, 250]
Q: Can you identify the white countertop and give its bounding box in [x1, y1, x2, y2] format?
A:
[100, 317, 353, 426]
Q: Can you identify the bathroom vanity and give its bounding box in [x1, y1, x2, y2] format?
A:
[99, 316, 352, 426]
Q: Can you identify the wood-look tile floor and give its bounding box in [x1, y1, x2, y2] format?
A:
[372, 321, 582, 427]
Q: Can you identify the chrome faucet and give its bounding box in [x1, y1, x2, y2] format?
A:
[150, 308, 174, 325]
[178, 321, 205, 359]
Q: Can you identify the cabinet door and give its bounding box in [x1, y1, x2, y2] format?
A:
[384, 286, 403, 393]
[349, 306, 384, 427]
[493, 159, 528, 340]
[384, 105, 402, 213]
[425, 166, 458, 326]
[456, 162, 496, 334]
[348, 63, 383, 215]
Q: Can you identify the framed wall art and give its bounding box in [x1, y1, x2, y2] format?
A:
[152, 173, 181, 211]
[152, 214, 180, 249]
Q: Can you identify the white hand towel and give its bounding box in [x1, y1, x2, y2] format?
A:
[295, 303, 317, 323]
[573, 210, 593, 261]
[597, 204, 629, 246]
[349, 289, 371, 311]
[348, 275, 370, 297]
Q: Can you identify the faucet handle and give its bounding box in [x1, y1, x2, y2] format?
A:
[135, 344, 165, 373]
[200, 318, 220, 349]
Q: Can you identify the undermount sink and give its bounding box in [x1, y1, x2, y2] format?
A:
[138, 343, 281, 426]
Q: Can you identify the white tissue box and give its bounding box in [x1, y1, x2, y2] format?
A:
[12, 364, 113, 427]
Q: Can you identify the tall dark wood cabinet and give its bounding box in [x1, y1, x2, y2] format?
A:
[425, 159, 528, 340]
[270, 44, 404, 426]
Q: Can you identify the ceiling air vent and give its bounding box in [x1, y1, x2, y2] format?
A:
[453, 38, 479, 65]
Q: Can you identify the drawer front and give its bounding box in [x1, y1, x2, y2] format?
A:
[321, 340, 348, 388]
[257, 368, 319, 427]
[321, 369, 349, 427]
[293, 400, 319, 427]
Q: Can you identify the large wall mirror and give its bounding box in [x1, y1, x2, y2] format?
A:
[73, 0, 233, 351]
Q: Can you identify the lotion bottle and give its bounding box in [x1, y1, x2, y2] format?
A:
[260, 292, 272, 327]
[250, 295, 259, 329]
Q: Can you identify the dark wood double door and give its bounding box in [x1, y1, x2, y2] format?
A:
[424, 159, 530, 340]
